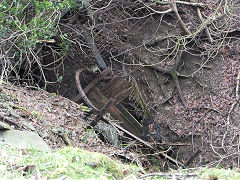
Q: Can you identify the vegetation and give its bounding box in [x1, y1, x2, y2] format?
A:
[2, 142, 240, 179]
[0, 143, 141, 179]
[200, 168, 240, 180]
[0, 0, 78, 86]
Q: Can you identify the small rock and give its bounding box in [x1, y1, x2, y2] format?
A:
[94, 122, 119, 146]
[0, 130, 51, 151]
[0, 121, 13, 130]
[85, 161, 99, 168]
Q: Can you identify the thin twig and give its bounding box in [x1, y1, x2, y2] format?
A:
[140, 172, 196, 179]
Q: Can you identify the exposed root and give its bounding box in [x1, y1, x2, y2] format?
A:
[170, 0, 191, 35]
[227, 70, 240, 125]
[141, 45, 187, 108]
[196, 8, 213, 43]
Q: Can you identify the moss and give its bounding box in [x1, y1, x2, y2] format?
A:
[0, 144, 141, 179]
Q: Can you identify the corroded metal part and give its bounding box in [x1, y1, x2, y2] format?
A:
[75, 68, 142, 137]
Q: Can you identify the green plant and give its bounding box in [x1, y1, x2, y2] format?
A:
[31, 110, 42, 120]
[0, 0, 78, 85]
[59, 33, 72, 55]
[81, 105, 91, 112]
[153, 0, 165, 5]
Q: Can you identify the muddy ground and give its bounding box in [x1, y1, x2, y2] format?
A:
[2, 0, 240, 170]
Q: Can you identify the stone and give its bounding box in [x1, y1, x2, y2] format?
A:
[94, 122, 119, 146]
[22, 121, 36, 131]
[0, 121, 13, 130]
[0, 130, 51, 151]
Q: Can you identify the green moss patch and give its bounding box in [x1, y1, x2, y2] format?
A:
[0, 143, 141, 179]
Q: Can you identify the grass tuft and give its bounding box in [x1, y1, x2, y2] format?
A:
[0, 143, 141, 179]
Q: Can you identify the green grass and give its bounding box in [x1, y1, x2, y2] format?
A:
[1, 142, 240, 180]
[0, 143, 141, 179]
[200, 167, 240, 180]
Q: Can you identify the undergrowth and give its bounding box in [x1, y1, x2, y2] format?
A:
[0, 0, 80, 87]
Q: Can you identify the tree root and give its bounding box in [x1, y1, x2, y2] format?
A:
[196, 8, 213, 43]
[227, 70, 240, 125]
[170, 70, 187, 108]
[141, 46, 188, 109]
[170, 0, 191, 35]
[160, 1, 206, 8]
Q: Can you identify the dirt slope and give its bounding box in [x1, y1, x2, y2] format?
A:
[0, 82, 125, 156]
